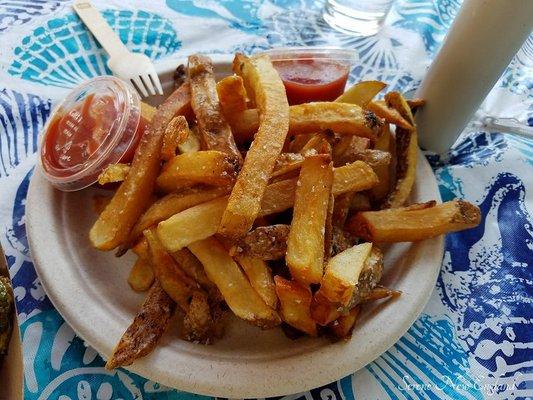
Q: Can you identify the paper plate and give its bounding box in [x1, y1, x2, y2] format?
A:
[27, 55, 444, 398]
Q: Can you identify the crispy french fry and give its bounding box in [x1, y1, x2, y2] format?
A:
[362, 286, 402, 303]
[132, 237, 150, 260]
[140, 101, 157, 122]
[345, 247, 384, 309]
[156, 150, 239, 193]
[288, 133, 313, 153]
[324, 192, 335, 260]
[271, 153, 305, 181]
[161, 115, 190, 161]
[171, 248, 217, 292]
[366, 100, 413, 130]
[188, 55, 242, 164]
[318, 243, 373, 305]
[330, 306, 360, 339]
[144, 229, 196, 310]
[348, 199, 481, 242]
[128, 258, 155, 292]
[336, 80, 386, 105]
[231, 224, 289, 260]
[332, 160, 379, 195]
[230, 102, 382, 143]
[218, 54, 290, 241]
[407, 98, 426, 113]
[157, 196, 229, 252]
[90, 83, 191, 250]
[178, 125, 201, 154]
[128, 186, 229, 245]
[182, 291, 215, 344]
[332, 136, 370, 167]
[286, 155, 333, 285]
[97, 163, 130, 185]
[236, 256, 278, 309]
[299, 131, 334, 156]
[106, 281, 175, 369]
[310, 291, 341, 326]
[371, 124, 393, 202]
[274, 276, 317, 336]
[217, 75, 249, 144]
[188, 237, 280, 328]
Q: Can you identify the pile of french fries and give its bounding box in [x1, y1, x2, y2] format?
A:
[89, 53, 481, 369]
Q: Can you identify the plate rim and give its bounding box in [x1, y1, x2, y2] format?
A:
[26, 55, 444, 398]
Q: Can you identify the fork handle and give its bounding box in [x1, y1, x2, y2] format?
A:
[73, 0, 129, 58]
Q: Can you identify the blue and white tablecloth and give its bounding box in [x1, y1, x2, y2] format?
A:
[0, 0, 531, 398]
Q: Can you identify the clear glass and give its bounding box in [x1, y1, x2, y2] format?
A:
[323, 0, 394, 36]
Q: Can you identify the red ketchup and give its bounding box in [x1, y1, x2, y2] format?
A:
[273, 59, 350, 105]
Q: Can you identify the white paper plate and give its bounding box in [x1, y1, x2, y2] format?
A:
[26, 55, 444, 398]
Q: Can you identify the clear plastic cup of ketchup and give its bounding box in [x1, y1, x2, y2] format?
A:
[263, 47, 355, 105]
[40, 76, 146, 191]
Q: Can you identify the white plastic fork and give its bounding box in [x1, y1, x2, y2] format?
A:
[72, 0, 163, 97]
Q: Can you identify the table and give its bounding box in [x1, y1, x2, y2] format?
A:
[0, 0, 531, 398]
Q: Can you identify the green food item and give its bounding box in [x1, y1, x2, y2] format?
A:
[0, 276, 13, 355]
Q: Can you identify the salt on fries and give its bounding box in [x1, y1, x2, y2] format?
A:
[86, 53, 480, 369]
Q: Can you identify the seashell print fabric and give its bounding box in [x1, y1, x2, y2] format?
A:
[0, 0, 531, 399]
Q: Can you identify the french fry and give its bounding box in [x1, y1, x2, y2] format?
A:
[371, 124, 393, 202]
[310, 291, 341, 326]
[236, 256, 278, 309]
[106, 281, 175, 369]
[140, 101, 157, 122]
[344, 246, 384, 309]
[330, 306, 360, 339]
[381, 92, 418, 208]
[128, 258, 155, 292]
[299, 131, 335, 156]
[161, 115, 190, 161]
[178, 125, 201, 154]
[217, 75, 249, 143]
[288, 133, 313, 153]
[188, 237, 281, 328]
[271, 153, 305, 181]
[90, 83, 192, 250]
[407, 98, 426, 113]
[156, 150, 239, 193]
[332, 160, 379, 195]
[218, 54, 290, 241]
[332, 136, 370, 167]
[324, 192, 335, 260]
[158, 161, 379, 253]
[97, 163, 130, 185]
[230, 102, 382, 143]
[362, 286, 402, 303]
[366, 100, 413, 130]
[336, 80, 386, 105]
[182, 291, 215, 344]
[317, 243, 373, 305]
[171, 248, 217, 293]
[188, 55, 242, 164]
[350, 193, 372, 212]
[127, 186, 229, 244]
[132, 237, 150, 260]
[348, 199, 481, 242]
[144, 229, 196, 310]
[286, 155, 333, 285]
[231, 224, 290, 260]
[274, 276, 317, 336]
[157, 196, 229, 252]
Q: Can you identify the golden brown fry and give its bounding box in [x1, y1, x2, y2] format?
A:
[288, 133, 313, 153]
[324, 192, 335, 260]
[366, 100, 413, 130]
[132, 237, 150, 261]
[106, 281, 175, 369]
[407, 98, 426, 111]
[345, 246, 384, 309]
[144, 229, 196, 310]
[128, 258, 155, 292]
[90, 83, 191, 251]
[156, 150, 239, 193]
[231, 224, 289, 260]
[274, 276, 317, 336]
[318, 243, 373, 305]
[218, 54, 290, 241]
[158, 161, 378, 252]
[381, 92, 418, 208]
[362, 286, 402, 303]
[140, 101, 157, 122]
[97, 163, 130, 185]
[271, 153, 305, 181]
[171, 248, 217, 292]
[310, 291, 341, 326]
[299, 132, 334, 156]
[182, 291, 215, 344]
[128, 186, 229, 245]
[286, 155, 333, 285]
[330, 306, 360, 339]
[188, 237, 280, 328]
[371, 124, 393, 202]
[216, 75, 248, 143]
[230, 102, 382, 143]
[332, 136, 370, 167]
[348, 199, 481, 242]
[335, 80, 386, 105]
[157, 196, 229, 252]
[161, 115, 190, 161]
[236, 256, 278, 309]
[332, 160, 379, 195]
[178, 125, 201, 154]
[188, 55, 242, 164]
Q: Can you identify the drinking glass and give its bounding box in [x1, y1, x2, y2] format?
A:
[323, 0, 394, 36]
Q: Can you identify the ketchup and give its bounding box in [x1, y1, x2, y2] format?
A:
[272, 59, 350, 105]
